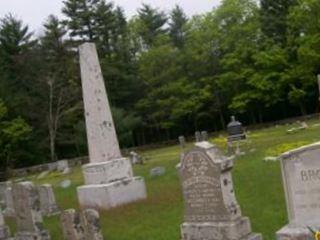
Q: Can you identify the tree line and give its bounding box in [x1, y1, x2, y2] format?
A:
[0, 0, 319, 170]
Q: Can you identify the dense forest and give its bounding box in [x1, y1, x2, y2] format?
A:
[0, 0, 319, 170]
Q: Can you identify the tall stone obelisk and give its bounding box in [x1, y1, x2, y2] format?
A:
[77, 43, 147, 210]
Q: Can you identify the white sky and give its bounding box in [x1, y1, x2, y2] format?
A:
[0, 0, 221, 35]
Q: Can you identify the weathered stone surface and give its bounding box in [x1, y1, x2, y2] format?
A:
[38, 184, 60, 216]
[150, 167, 166, 177]
[276, 225, 313, 240]
[276, 142, 320, 239]
[0, 181, 11, 210]
[82, 158, 133, 185]
[57, 160, 69, 172]
[0, 208, 10, 240]
[12, 181, 50, 240]
[201, 131, 208, 141]
[79, 42, 121, 163]
[61, 209, 103, 240]
[179, 136, 186, 149]
[195, 131, 201, 143]
[61, 209, 84, 240]
[180, 142, 262, 240]
[60, 180, 72, 189]
[3, 183, 15, 217]
[280, 142, 320, 226]
[129, 151, 143, 165]
[77, 177, 146, 210]
[77, 42, 147, 210]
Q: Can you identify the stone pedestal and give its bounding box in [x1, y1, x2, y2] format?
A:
[276, 225, 314, 240]
[77, 158, 146, 210]
[181, 218, 262, 240]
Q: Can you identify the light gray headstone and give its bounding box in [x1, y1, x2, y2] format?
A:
[276, 142, 320, 240]
[12, 181, 50, 240]
[61, 209, 103, 240]
[57, 160, 69, 172]
[201, 131, 208, 141]
[79, 43, 122, 163]
[0, 208, 10, 240]
[179, 136, 186, 149]
[281, 142, 320, 226]
[3, 183, 15, 217]
[180, 142, 262, 240]
[195, 131, 201, 143]
[38, 184, 60, 217]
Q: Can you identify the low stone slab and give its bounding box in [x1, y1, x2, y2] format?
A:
[77, 177, 146, 210]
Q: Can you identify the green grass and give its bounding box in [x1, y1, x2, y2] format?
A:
[6, 118, 320, 240]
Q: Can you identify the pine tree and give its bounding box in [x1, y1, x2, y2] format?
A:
[62, 0, 103, 41]
[137, 4, 167, 47]
[169, 5, 188, 48]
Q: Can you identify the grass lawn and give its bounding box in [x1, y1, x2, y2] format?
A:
[6, 118, 320, 240]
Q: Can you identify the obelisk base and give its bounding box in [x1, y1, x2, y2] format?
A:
[77, 177, 146, 210]
[181, 217, 263, 240]
[276, 225, 315, 240]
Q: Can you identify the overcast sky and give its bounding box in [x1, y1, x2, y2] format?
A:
[0, 0, 221, 35]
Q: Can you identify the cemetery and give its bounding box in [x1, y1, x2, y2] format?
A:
[0, 41, 319, 239]
[1, 0, 320, 239]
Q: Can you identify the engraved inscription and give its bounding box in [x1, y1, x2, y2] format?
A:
[181, 150, 229, 222]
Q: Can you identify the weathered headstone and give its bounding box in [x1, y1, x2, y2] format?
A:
[0, 208, 10, 240]
[179, 136, 186, 149]
[0, 181, 10, 209]
[12, 181, 50, 240]
[38, 184, 60, 217]
[180, 142, 262, 240]
[201, 131, 208, 141]
[61, 209, 103, 240]
[195, 131, 201, 143]
[129, 151, 143, 165]
[3, 183, 15, 217]
[150, 167, 166, 177]
[276, 142, 320, 239]
[77, 43, 146, 210]
[57, 160, 69, 172]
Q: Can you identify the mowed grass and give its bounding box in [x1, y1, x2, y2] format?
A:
[7, 118, 320, 240]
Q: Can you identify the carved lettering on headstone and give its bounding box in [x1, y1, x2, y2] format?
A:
[181, 149, 231, 222]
